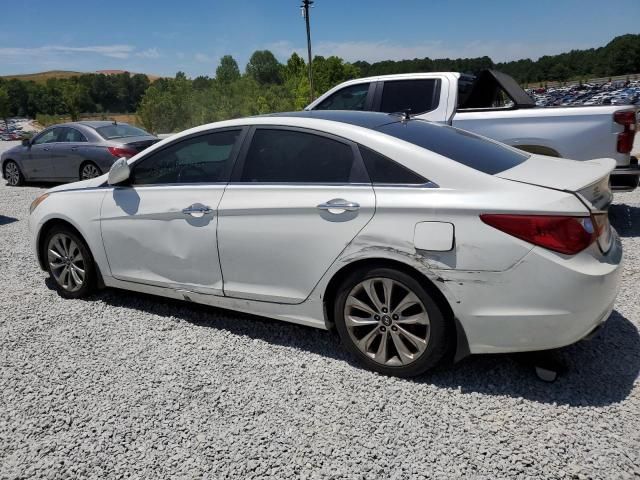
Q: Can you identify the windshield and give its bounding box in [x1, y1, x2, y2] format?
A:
[96, 124, 150, 140]
[376, 120, 529, 175]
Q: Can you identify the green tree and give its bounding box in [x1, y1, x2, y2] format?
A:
[216, 55, 241, 83]
[246, 50, 282, 84]
[62, 82, 91, 121]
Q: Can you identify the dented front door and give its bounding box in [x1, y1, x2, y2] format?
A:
[100, 185, 225, 295]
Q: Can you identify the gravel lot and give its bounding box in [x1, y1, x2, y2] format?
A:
[1, 148, 639, 478]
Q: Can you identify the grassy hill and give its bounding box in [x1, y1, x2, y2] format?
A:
[1, 70, 160, 83]
[2, 70, 84, 83]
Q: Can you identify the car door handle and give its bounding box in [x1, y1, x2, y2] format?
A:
[71, 147, 78, 151]
[317, 199, 360, 212]
[43, 147, 50, 151]
[182, 203, 214, 217]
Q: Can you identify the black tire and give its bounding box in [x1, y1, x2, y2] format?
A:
[44, 225, 97, 299]
[79, 162, 102, 181]
[4, 160, 24, 186]
[334, 267, 450, 377]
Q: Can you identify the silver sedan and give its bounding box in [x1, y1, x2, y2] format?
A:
[2, 121, 158, 185]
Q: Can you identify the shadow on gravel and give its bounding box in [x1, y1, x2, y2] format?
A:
[610, 204, 640, 237]
[0, 215, 18, 226]
[87, 285, 639, 408]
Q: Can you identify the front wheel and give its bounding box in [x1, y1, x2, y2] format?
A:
[44, 226, 97, 298]
[4, 160, 24, 186]
[80, 162, 101, 181]
[334, 267, 450, 377]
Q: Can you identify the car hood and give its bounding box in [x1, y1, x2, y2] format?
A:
[1, 144, 23, 158]
[46, 174, 108, 193]
[497, 154, 616, 210]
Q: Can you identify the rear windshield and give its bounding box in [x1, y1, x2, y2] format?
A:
[96, 124, 150, 139]
[376, 120, 529, 174]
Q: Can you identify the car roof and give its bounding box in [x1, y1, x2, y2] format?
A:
[266, 110, 401, 129]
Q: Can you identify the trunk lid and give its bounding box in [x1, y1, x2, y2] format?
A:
[497, 154, 615, 211]
[118, 136, 160, 153]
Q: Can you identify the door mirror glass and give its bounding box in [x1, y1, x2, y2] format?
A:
[21, 138, 30, 147]
[108, 157, 131, 185]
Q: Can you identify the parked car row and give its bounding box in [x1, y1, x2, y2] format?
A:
[0, 117, 38, 141]
[527, 80, 640, 107]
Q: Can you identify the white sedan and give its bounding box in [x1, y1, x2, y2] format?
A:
[27, 111, 622, 377]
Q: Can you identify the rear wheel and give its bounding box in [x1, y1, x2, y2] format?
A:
[80, 162, 101, 180]
[4, 160, 24, 186]
[44, 226, 96, 298]
[334, 267, 450, 377]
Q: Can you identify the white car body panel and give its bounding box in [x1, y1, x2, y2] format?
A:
[29, 114, 623, 356]
[101, 185, 226, 295]
[217, 184, 375, 304]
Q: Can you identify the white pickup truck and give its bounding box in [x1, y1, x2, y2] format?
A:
[306, 70, 639, 191]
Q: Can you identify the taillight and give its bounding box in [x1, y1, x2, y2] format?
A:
[480, 214, 598, 255]
[614, 110, 637, 154]
[107, 146, 137, 158]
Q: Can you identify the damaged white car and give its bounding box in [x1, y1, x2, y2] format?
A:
[28, 111, 622, 377]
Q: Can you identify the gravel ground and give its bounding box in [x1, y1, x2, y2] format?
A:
[0, 174, 639, 479]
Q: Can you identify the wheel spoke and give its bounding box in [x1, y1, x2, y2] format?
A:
[362, 279, 384, 312]
[70, 266, 83, 286]
[397, 325, 428, 353]
[374, 331, 388, 363]
[59, 266, 70, 289]
[390, 330, 415, 364]
[381, 278, 394, 310]
[392, 291, 421, 316]
[344, 315, 378, 327]
[345, 296, 377, 316]
[357, 326, 380, 352]
[396, 313, 429, 325]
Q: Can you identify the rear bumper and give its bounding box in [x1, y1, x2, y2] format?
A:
[443, 230, 623, 354]
[610, 156, 639, 192]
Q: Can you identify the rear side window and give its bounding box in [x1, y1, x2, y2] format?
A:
[315, 83, 370, 111]
[96, 124, 150, 139]
[376, 120, 529, 175]
[360, 146, 427, 185]
[239, 129, 359, 183]
[379, 79, 439, 115]
[60, 127, 87, 142]
[133, 130, 241, 184]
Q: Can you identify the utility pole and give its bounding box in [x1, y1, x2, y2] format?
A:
[301, 0, 314, 102]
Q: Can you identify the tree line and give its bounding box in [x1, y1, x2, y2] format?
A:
[0, 33, 638, 133]
[0, 72, 150, 120]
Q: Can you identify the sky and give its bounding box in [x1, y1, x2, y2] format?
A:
[0, 0, 638, 78]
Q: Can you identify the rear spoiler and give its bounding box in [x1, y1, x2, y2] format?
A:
[459, 70, 536, 109]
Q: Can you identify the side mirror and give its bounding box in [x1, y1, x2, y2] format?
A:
[22, 139, 30, 147]
[108, 157, 131, 185]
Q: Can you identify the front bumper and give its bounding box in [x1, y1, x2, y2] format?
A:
[442, 230, 623, 354]
[610, 156, 640, 192]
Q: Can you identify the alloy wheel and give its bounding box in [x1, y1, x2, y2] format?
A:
[5, 162, 20, 186]
[81, 163, 100, 180]
[47, 233, 86, 292]
[344, 277, 430, 366]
